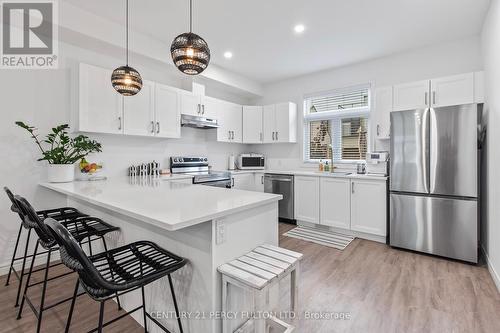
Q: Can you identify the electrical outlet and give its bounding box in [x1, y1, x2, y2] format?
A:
[215, 219, 226, 245]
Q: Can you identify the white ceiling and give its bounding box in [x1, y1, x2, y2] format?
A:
[64, 0, 490, 83]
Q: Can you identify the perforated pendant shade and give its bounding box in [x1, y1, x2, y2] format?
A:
[171, 32, 210, 75]
[111, 65, 143, 96]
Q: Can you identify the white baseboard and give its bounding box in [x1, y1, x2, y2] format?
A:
[482, 245, 500, 293]
[0, 252, 60, 277]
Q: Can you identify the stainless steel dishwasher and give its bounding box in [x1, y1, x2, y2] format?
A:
[264, 174, 295, 224]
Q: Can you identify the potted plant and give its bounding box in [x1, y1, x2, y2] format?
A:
[16, 122, 102, 183]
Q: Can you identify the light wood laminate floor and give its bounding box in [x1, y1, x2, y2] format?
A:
[1, 223, 499, 332]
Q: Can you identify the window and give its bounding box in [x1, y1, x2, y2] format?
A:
[304, 85, 370, 162]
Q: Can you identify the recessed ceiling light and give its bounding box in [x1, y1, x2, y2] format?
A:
[294, 24, 305, 34]
[224, 51, 233, 59]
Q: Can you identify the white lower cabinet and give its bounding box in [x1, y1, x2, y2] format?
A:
[294, 176, 320, 223]
[319, 178, 351, 229]
[350, 179, 387, 236]
[232, 173, 255, 191]
[294, 175, 387, 240]
[254, 173, 265, 192]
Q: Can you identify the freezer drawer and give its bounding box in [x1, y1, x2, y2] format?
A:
[390, 193, 477, 263]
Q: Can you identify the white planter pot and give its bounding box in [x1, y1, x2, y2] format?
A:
[47, 164, 75, 183]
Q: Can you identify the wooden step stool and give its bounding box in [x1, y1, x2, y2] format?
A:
[218, 244, 303, 333]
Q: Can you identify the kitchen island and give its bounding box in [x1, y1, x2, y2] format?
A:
[40, 178, 282, 333]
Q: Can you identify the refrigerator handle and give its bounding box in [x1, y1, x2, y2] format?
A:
[425, 108, 432, 193]
[425, 92, 428, 106]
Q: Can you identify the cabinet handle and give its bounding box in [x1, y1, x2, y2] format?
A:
[156, 122, 160, 134]
[228, 130, 231, 140]
[232, 131, 235, 140]
[261, 175, 264, 184]
[351, 182, 355, 194]
[151, 121, 155, 133]
[377, 124, 380, 136]
[272, 132, 275, 141]
[432, 91, 436, 105]
[202, 104, 205, 115]
[231, 177, 235, 187]
[118, 117, 122, 130]
[197, 104, 201, 114]
[425, 92, 428, 106]
[276, 131, 278, 141]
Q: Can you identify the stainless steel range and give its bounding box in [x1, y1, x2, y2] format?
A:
[170, 156, 232, 188]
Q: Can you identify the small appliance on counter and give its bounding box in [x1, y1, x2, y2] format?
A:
[366, 151, 389, 176]
[237, 153, 265, 170]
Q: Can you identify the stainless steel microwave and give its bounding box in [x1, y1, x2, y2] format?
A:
[237, 154, 265, 170]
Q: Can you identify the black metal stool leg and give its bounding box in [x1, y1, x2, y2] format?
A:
[65, 279, 79, 333]
[35, 248, 52, 333]
[17, 239, 38, 319]
[5, 224, 23, 286]
[97, 301, 105, 333]
[101, 236, 121, 310]
[15, 228, 31, 307]
[168, 274, 184, 333]
[141, 286, 148, 333]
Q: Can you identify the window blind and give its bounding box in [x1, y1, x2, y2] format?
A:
[303, 84, 370, 162]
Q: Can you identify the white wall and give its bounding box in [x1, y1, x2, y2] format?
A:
[0, 39, 251, 272]
[250, 37, 483, 170]
[481, 0, 500, 290]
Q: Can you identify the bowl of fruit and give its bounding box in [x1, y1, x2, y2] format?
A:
[78, 158, 105, 180]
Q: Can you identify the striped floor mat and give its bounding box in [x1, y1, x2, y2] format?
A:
[284, 225, 355, 250]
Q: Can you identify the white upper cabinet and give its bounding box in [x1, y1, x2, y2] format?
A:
[393, 80, 430, 111]
[294, 176, 320, 224]
[201, 96, 219, 119]
[320, 178, 351, 229]
[123, 80, 155, 136]
[275, 102, 297, 143]
[430, 73, 474, 107]
[79, 63, 123, 134]
[180, 91, 202, 117]
[217, 102, 242, 143]
[180, 92, 218, 119]
[242, 106, 263, 144]
[154, 84, 181, 138]
[263, 104, 276, 143]
[262, 102, 297, 143]
[350, 179, 387, 237]
[373, 86, 393, 139]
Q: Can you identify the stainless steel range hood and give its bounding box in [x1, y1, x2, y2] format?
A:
[181, 114, 219, 129]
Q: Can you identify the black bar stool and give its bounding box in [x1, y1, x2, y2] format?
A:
[46, 218, 188, 333]
[3, 187, 89, 307]
[13, 195, 120, 333]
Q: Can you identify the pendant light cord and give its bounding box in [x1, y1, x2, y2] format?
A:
[126, 0, 129, 65]
[190, 0, 192, 33]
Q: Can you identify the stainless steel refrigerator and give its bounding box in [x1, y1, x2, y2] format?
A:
[389, 104, 481, 263]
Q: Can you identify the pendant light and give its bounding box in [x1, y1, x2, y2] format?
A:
[170, 0, 210, 75]
[111, 0, 142, 96]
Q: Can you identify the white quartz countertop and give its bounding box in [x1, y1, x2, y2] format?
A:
[39, 178, 282, 231]
[228, 169, 388, 181]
